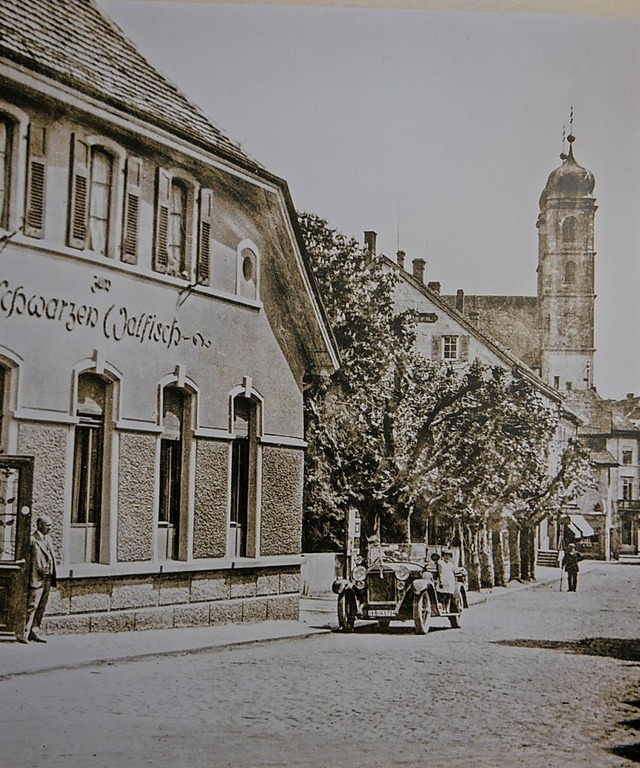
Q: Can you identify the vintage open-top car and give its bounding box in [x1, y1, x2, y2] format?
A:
[332, 542, 467, 634]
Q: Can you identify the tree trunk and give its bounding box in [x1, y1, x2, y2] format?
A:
[508, 519, 521, 581]
[464, 526, 481, 592]
[491, 528, 506, 587]
[519, 524, 537, 581]
[479, 527, 494, 589]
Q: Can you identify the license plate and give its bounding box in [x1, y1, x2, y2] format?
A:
[368, 609, 395, 618]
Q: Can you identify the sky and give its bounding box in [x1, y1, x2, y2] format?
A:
[98, 0, 640, 399]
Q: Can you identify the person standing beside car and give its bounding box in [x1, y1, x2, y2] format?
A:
[562, 542, 583, 592]
[436, 550, 456, 611]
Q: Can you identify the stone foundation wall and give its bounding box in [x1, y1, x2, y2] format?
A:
[41, 566, 300, 635]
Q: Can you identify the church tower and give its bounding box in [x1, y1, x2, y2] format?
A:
[536, 133, 597, 391]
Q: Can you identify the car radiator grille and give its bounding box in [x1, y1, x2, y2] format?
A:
[367, 572, 396, 602]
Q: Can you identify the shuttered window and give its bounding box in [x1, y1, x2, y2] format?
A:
[154, 169, 194, 278]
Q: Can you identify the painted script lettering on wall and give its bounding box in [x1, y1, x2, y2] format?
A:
[0, 279, 211, 349]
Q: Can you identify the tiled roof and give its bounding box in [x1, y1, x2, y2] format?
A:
[0, 0, 258, 169]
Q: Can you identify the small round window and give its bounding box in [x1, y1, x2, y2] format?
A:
[242, 254, 254, 281]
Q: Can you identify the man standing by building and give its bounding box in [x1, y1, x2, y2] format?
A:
[562, 542, 583, 593]
[20, 514, 57, 643]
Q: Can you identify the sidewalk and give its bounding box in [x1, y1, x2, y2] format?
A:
[0, 564, 565, 679]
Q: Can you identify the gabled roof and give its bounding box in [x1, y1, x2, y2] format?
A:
[385, 257, 562, 404]
[0, 0, 256, 169]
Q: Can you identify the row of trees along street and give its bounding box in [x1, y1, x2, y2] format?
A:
[299, 213, 594, 590]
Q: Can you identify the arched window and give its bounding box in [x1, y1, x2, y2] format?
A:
[562, 216, 576, 243]
[158, 385, 191, 560]
[154, 169, 195, 278]
[237, 243, 260, 301]
[88, 147, 113, 256]
[71, 373, 110, 563]
[564, 260, 576, 285]
[230, 395, 259, 557]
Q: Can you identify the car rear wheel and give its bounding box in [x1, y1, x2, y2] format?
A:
[337, 591, 356, 632]
[378, 619, 391, 630]
[413, 592, 431, 635]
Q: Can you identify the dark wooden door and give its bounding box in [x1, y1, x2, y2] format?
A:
[0, 456, 34, 639]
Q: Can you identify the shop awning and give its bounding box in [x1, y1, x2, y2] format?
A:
[567, 514, 595, 539]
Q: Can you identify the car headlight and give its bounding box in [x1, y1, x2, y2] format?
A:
[395, 565, 410, 581]
[352, 565, 367, 582]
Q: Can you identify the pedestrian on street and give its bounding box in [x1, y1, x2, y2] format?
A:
[561, 542, 583, 593]
[21, 513, 57, 643]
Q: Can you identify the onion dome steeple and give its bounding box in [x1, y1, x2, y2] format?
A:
[539, 133, 595, 208]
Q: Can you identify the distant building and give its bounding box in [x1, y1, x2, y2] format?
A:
[0, 0, 337, 638]
[440, 136, 640, 560]
[368, 135, 638, 562]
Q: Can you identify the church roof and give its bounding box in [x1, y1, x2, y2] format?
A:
[539, 135, 595, 206]
[0, 0, 258, 170]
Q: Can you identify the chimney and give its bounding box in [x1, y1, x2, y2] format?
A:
[412, 258, 426, 284]
[469, 310, 479, 328]
[364, 231, 377, 258]
[396, 250, 406, 269]
[427, 281, 441, 294]
[455, 289, 465, 314]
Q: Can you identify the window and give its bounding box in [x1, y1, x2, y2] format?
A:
[71, 373, 109, 563]
[622, 477, 633, 501]
[68, 134, 123, 256]
[443, 335, 458, 360]
[88, 147, 113, 256]
[158, 386, 191, 560]
[0, 118, 11, 228]
[154, 169, 195, 278]
[562, 216, 576, 243]
[230, 395, 258, 558]
[622, 449, 633, 466]
[236, 243, 259, 300]
[563, 261, 576, 285]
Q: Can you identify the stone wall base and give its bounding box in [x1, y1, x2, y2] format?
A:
[41, 567, 300, 636]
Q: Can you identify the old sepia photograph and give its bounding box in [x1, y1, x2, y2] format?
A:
[0, 0, 638, 765]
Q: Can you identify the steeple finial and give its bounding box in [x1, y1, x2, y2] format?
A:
[560, 125, 567, 161]
[567, 106, 575, 157]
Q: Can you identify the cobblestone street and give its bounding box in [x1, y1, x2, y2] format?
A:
[1, 562, 638, 768]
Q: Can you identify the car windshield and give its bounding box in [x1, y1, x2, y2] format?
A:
[368, 542, 426, 564]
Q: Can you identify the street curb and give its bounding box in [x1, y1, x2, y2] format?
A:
[0, 628, 330, 681]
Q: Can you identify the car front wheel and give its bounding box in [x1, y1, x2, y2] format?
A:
[413, 592, 431, 635]
[337, 591, 356, 632]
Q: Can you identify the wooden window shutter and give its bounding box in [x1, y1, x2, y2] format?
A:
[431, 336, 441, 360]
[197, 188, 213, 285]
[460, 335, 470, 361]
[122, 156, 142, 264]
[25, 123, 47, 238]
[154, 168, 171, 272]
[68, 133, 90, 249]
